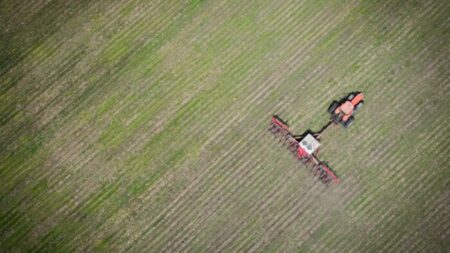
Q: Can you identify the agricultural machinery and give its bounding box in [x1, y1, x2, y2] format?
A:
[328, 91, 364, 128]
[269, 92, 364, 185]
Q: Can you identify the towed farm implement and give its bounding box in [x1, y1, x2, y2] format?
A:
[269, 92, 364, 185]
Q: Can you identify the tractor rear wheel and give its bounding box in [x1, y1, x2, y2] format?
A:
[327, 101, 339, 114]
[343, 116, 354, 128]
[348, 93, 355, 100]
[355, 101, 364, 112]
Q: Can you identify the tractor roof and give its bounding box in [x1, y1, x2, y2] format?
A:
[340, 101, 354, 115]
[299, 134, 320, 155]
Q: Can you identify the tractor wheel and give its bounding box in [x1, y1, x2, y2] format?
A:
[348, 93, 355, 100]
[355, 101, 364, 112]
[343, 116, 354, 128]
[327, 101, 339, 114]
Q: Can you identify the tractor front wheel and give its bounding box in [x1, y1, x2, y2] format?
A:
[343, 116, 354, 128]
[355, 101, 364, 112]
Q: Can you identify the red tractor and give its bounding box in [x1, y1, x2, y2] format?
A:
[328, 92, 364, 128]
[269, 92, 364, 185]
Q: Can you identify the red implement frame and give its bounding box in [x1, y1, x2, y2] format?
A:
[269, 116, 339, 185]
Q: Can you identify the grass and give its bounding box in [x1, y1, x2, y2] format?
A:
[1, 0, 449, 252]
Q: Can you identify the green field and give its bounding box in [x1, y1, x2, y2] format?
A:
[1, 0, 449, 252]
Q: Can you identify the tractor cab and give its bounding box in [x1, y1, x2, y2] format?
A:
[339, 101, 355, 115]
